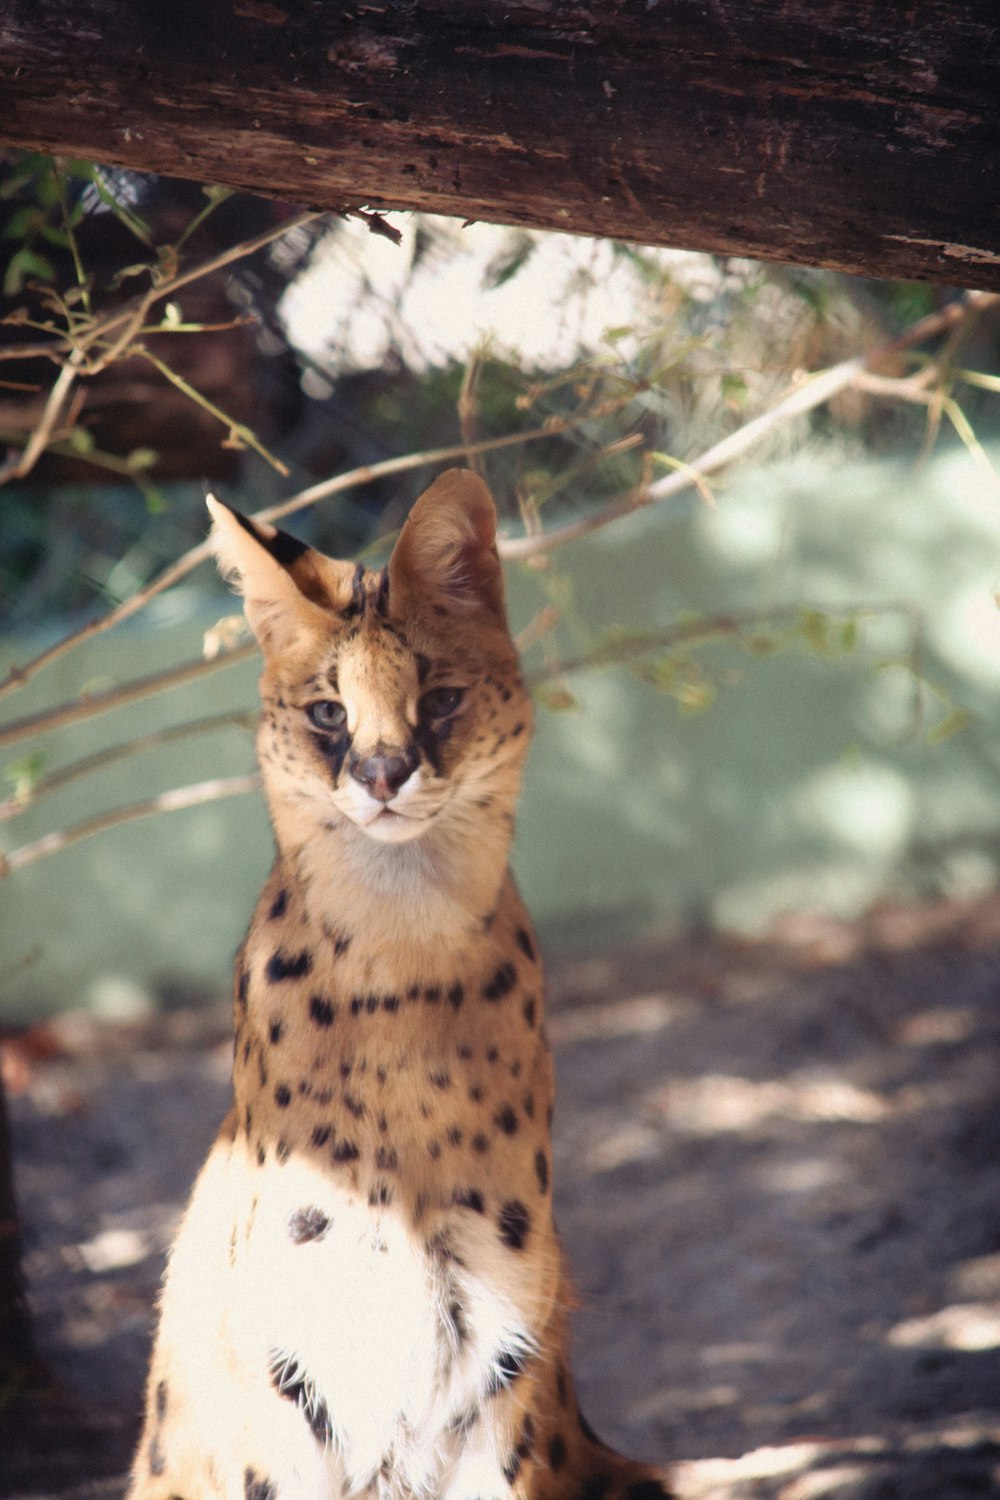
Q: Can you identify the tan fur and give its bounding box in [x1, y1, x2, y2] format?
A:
[128, 471, 671, 1500]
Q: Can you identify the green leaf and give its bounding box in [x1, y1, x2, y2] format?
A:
[1, 206, 44, 240]
[4, 245, 55, 295]
[4, 751, 46, 801]
[798, 608, 830, 654]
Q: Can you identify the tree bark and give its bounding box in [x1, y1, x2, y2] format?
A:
[1, 1, 999, 288]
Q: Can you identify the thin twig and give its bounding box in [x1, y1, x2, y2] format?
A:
[0, 773, 262, 878]
[0, 643, 257, 751]
[0, 710, 256, 823]
[525, 602, 919, 685]
[0, 353, 83, 482]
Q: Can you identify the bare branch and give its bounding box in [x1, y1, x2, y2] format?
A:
[0, 710, 256, 823]
[0, 773, 262, 878]
[0, 643, 257, 751]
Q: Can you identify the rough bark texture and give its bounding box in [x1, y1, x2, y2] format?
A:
[1, 1, 999, 287]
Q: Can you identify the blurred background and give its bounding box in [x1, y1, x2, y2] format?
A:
[3, 158, 1000, 1022]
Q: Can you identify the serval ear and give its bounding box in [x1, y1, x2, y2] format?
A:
[387, 469, 506, 624]
[206, 496, 348, 651]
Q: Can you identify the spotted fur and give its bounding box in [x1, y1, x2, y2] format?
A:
[127, 470, 671, 1500]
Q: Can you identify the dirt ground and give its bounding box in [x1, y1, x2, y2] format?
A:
[4, 893, 1000, 1499]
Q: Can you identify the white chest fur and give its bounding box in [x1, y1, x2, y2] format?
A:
[160, 1138, 535, 1499]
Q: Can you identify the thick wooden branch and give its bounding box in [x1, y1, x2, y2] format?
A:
[1, 2, 999, 287]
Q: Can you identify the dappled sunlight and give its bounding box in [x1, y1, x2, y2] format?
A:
[888, 1303, 1000, 1353]
[645, 1070, 891, 1134]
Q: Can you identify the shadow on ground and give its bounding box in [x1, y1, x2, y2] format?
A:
[4, 892, 1000, 1497]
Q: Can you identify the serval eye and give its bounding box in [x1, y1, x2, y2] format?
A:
[421, 686, 464, 720]
[307, 700, 347, 732]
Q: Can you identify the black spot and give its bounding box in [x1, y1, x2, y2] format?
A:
[548, 1432, 567, 1471]
[269, 888, 289, 920]
[498, 1200, 530, 1250]
[512, 721, 526, 737]
[269, 1018, 284, 1045]
[244, 1468, 277, 1500]
[446, 1297, 469, 1345]
[369, 1180, 393, 1206]
[332, 1139, 360, 1163]
[447, 1125, 464, 1147]
[375, 1145, 399, 1171]
[468, 1084, 484, 1103]
[624, 1483, 671, 1500]
[579, 1477, 612, 1500]
[453, 1187, 485, 1214]
[472, 1133, 490, 1153]
[485, 1344, 527, 1394]
[429, 1070, 452, 1090]
[344, 1093, 364, 1118]
[523, 1093, 536, 1119]
[535, 1150, 549, 1193]
[366, 994, 380, 1015]
[154, 1378, 168, 1422]
[428, 1139, 442, 1159]
[267, 950, 312, 983]
[269, 1360, 332, 1445]
[523, 997, 537, 1028]
[407, 984, 420, 1002]
[515, 927, 536, 962]
[311, 1124, 332, 1149]
[494, 1104, 518, 1135]
[309, 994, 336, 1027]
[424, 986, 440, 1004]
[382, 993, 400, 1013]
[274, 1084, 292, 1109]
[289, 1206, 330, 1244]
[448, 982, 464, 1010]
[376, 1067, 388, 1085]
[236, 966, 249, 1011]
[276, 1138, 291, 1163]
[486, 1046, 499, 1063]
[333, 931, 351, 955]
[482, 962, 517, 1001]
[148, 1434, 166, 1477]
[351, 996, 364, 1016]
[502, 1450, 522, 1485]
[256, 1143, 266, 1166]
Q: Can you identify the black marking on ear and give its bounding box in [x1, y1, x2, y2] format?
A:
[232, 507, 310, 568]
[374, 566, 390, 617]
[343, 562, 367, 619]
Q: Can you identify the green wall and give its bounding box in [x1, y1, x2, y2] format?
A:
[4, 445, 1000, 1018]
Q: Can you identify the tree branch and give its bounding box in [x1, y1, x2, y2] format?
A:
[0, 774, 262, 878]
